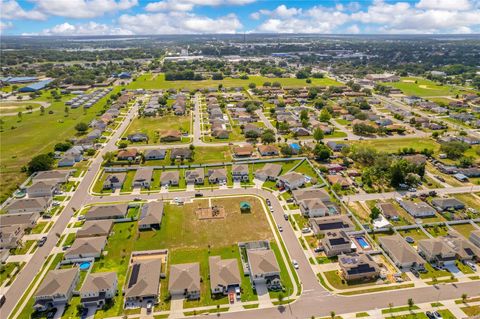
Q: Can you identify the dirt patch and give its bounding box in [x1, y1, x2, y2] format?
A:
[196, 205, 225, 220]
[402, 80, 415, 83]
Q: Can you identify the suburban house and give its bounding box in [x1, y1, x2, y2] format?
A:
[168, 263, 201, 300]
[170, 148, 192, 160]
[34, 268, 80, 311]
[338, 253, 380, 281]
[310, 215, 355, 235]
[233, 145, 254, 157]
[33, 170, 71, 184]
[5, 197, 51, 214]
[85, 204, 128, 220]
[26, 180, 58, 198]
[144, 149, 166, 160]
[378, 234, 425, 269]
[232, 164, 249, 182]
[326, 175, 351, 189]
[418, 238, 456, 265]
[76, 220, 113, 238]
[377, 202, 400, 221]
[80, 272, 118, 308]
[185, 168, 205, 185]
[117, 149, 138, 161]
[208, 168, 228, 184]
[258, 145, 279, 156]
[0, 212, 40, 229]
[64, 236, 108, 260]
[292, 188, 336, 217]
[431, 198, 465, 211]
[326, 141, 347, 152]
[160, 171, 180, 186]
[441, 231, 480, 261]
[321, 230, 352, 257]
[254, 163, 282, 181]
[246, 248, 281, 290]
[125, 258, 162, 307]
[470, 230, 480, 248]
[0, 225, 24, 249]
[160, 130, 182, 142]
[58, 156, 76, 167]
[209, 256, 241, 295]
[127, 133, 148, 143]
[133, 167, 154, 188]
[138, 201, 163, 230]
[397, 200, 436, 218]
[103, 173, 126, 190]
[277, 172, 305, 190]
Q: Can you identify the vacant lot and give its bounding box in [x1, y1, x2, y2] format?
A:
[192, 146, 232, 164]
[128, 73, 342, 90]
[348, 137, 440, 154]
[123, 114, 191, 144]
[135, 196, 273, 251]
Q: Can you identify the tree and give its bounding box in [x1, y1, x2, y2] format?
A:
[102, 151, 115, 164]
[458, 156, 473, 168]
[54, 142, 73, 152]
[313, 128, 324, 142]
[17, 111, 22, 121]
[212, 72, 223, 80]
[407, 298, 414, 309]
[319, 108, 331, 122]
[461, 293, 468, 303]
[248, 82, 256, 89]
[27, 154, 54, 174]
[75, 122, 89, 133]
[245, 130, 260, 139]
[330, 311, 336, 319]
[440, 141, 469, 159]
[369, 207, 381, 222]
[261, 130, 276, 144]
[40, 105, 45, 115]
[300, 109, 309, 121]
[313, 143, 332, 161]
[118, 142, 128, 149]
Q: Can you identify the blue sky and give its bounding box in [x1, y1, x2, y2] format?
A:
[1, 0, 479, 35]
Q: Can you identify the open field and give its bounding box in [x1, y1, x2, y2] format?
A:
[192, 146, 232, 164]
[135, 196, 273, 251]
[123, 114, 191, 144]
[347, 137, 440, 154]
[0, 86, 122, 203]
[383, 77, 469, 97]
[0, 101, 48, 115]
[450, 223, 476, 238]
[127, 73, 343, 90]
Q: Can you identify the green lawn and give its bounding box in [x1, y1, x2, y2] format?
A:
[382, 77, 463, 97]
[127, 73, 342, 90]
[324, 270, 380, 290]
[0, 86, 123, 203]
[123, 114, 191, 144]
[450, 223, 476, 238]
[120, 170, 136, 193]
[294, 160, 318, 178]
[347, 137, 439, 154]
[0, 262, 21, 286]
[12, 240, 36, 255]
[461, 306, 480, 317]
[192, 146, 232, 164]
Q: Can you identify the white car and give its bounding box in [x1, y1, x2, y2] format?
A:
[292, 260, 299, 269]
[301, 227, 311, 234]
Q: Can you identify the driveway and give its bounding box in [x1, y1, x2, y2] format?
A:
[444, 264, 464, 278]
[84, 305, 97, 319]
[255, 283, 273, 307]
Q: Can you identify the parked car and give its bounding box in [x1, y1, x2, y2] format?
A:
[133, 197, 142, 201]
[426, 311, 435, 319]
[284, 214, 289, 221]
[278, 226, 283, 232]
[146, 301, 152, 313]
[235, 287, 241, 300]
[266, 199, 271, 206]
[38, 236, 47, 247]
[301, 227, 311, 234]
[410, 268, 420, 278]
[432, 311, 443, 319]
[292, 260, 299, 269]
[195, 192, 203, 197]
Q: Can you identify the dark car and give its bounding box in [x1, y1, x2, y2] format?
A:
[410, 268, 420, 278]
[426, 311, 435, 319]
[195, 192, 204, 197]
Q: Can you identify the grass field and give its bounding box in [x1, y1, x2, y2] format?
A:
[123, 114, 191, 144]
[0, 86, 122, 203]
[0, 101, 46, 115]
[450, 223, 476, 238]
[383, 77, 464, 97]
[348, 137, 440, 154]
[192, 146, 232, 163]
[128, 73, 342, 90]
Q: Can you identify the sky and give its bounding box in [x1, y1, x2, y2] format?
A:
[1, 0, 480, 36]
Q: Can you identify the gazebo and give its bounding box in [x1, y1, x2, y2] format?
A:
[239, 201, 251, 213]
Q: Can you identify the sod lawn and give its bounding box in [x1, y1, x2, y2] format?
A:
[347, 137, 440, 154]
[382, 77, 465, 97]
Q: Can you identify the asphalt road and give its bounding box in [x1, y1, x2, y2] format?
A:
[1, 103, 140, 318]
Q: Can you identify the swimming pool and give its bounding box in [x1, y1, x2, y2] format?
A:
[356, 237, 370, 249]
[79, 262, 91, 271]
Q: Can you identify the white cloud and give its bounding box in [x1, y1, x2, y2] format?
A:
[33, 0, 138, 19]
[346, 24, 360, 34]
[0, 20, 13, 30]
[145, 0, 255, 12]
[118, 12, 242, 34]
[39, 21, 132, 35]
[416, 0, 472, 10]
[0, 0, 47, 20]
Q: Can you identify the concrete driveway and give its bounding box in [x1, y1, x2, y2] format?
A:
[444, 264, 464, 278]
